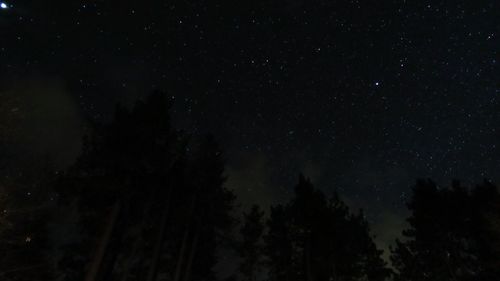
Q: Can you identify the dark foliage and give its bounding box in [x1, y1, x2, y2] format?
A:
[54, 92, 235, 281]
[238, 205, 265, 281]
[391, 179, 500, 281]
[265, 175, 391, 281]
[1, 92, 499, 281]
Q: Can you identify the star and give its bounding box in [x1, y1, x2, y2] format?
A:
[0, 2, 8, 9]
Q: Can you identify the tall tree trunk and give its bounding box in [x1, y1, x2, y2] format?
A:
[120, 187, 159, 281]
[305, 233, 313, 281]
[182, 230, 200, 281]
[146, 190, 172, 281]
[175, 187, 199, 281]
[173, 228, 190, 281]
[84, 201, 121, 281]
[119, 234, 141, 281]
[174, 195, 197, 281]
[284, 253, 291, 281]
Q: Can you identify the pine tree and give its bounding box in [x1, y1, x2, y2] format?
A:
[470, 180, 500, 280]
[265, 174, 390, 281]
[391, 179, 500, 281]
[56, 90, 237, 281]
[264, 204, 294, 281]
[168, 134, 236, 281]
[239, 204, 265, 281]
[56, 91, 180, 280]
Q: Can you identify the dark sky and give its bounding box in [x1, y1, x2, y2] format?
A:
[1, 0, 500, 251]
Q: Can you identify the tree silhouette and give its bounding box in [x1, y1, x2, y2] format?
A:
[56, 92, 236, 281]
[239, 204, 265, 281]
[5, 89, 499, 281]
[265, 174, 390, 281]
[470, 181, 500, 280]
[56, 92, 181, 280]
[391, 179, 500, 281]
[264, 204, 295, 281]
[170, 134, 235, 281]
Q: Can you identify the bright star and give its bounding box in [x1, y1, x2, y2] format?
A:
[0, 2, 8, 9]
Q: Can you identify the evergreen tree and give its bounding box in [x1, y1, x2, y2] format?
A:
[470, 181, 500, 280]
[391, 179, 500, 281]
[56, 91, 181, 280]
[56, 93, 236, 281]
[169, 134, 236, 281]
[239, 204, 265, 281]
[264, 204, 294, 281]
[265, 174, 390, 281]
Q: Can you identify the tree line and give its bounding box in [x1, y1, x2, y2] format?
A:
[0, 92, 499, 281]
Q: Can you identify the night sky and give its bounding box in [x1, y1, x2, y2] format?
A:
[2, 0, 500, 252]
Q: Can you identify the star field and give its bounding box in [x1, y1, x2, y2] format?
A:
[1, 0, 500, 248]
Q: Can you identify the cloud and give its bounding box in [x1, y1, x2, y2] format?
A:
[372, 211, 408, 262]
[0, 76, 86, 170]
[225, 152, 281, 211]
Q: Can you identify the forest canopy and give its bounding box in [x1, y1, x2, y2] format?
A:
[0, 92, 499, 281]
